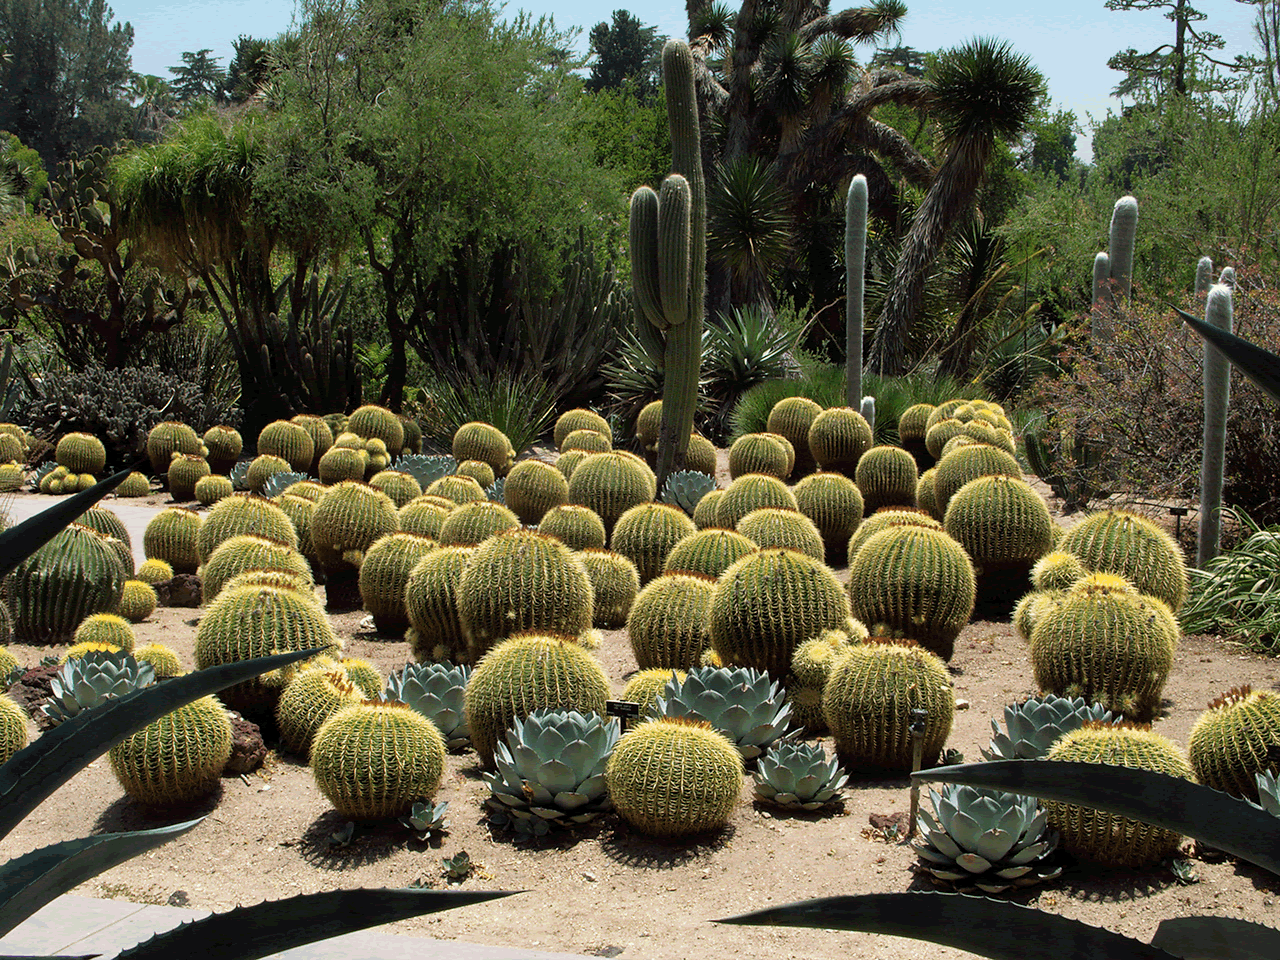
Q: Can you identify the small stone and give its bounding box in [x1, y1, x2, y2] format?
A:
[154, 574, 202, 608]
[223, 712, 266, 775]
[582, 872, 596, 882]
[955, 699, 970, 710]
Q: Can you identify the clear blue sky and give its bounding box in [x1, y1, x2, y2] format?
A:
[111, 0, 1262, 159]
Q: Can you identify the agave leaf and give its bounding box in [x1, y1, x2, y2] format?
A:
[912, 760, 1280, 877]
[0, 820, 202, 937]
[114, 888, 519, 960]
[1150, 916, 1280, 960]
[0, 463, 138, 580]
[716, 892, 1180, 960]
[0, 647, 323, 843]
[1175, 306, 1280, 407]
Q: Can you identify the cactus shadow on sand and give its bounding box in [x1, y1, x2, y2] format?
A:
[599, 820, 735, 869]
[1047, 862, 1178, 903]
[299, 809, 405, 869]
[92, 782, 226, 834]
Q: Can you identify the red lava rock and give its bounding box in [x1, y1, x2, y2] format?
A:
[155, 574, 202, 608]
[8, 663, 61, 729]
[224, 712, 266, 775]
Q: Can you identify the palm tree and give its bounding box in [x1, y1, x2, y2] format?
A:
[868, 37, 1042, 375]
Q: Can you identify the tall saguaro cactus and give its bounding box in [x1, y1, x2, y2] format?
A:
[845, 175, 868, 409]
[1108, 195, 1138, 302]
[1198, 282, 1233, 568]
[629, 40, 706, 487]
[1194, 257, 1213, 298]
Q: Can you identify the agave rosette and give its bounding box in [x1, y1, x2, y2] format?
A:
[384, 661, 472, 750]
[660, 470, 717, 515]
[915, 784, 1062, 894]
[261, 471, 311, 499]
[982, 694, 1116, 760]
[394, 454, 459, 489]
[753, 740, 848, 810]
[1256, 770, 1280, 817]
[400, 799, 450, 840]
[42, 649, 157, 725]
[655, 665, 791, 761]
[228, 459, 253, 491]
[484, 709, 619, 836]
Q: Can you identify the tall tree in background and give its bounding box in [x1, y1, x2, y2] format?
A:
[1249, 0, 1280, 98]
[0, 0, 134, 166]
[1105, 0, 1250, 98]
[868, 38, 1042, 375]
[586, 10, 663, 96]
[169, 48, 226, 103]
[225, 35, 275, 103]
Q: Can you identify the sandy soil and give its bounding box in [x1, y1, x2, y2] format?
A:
[2, 483, 1279, 959]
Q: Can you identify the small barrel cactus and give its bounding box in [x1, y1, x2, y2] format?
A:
[347, 404, 406, 454]
[607, 717, 743, 838]
[1188, 686, 1280, 801]
[318, 446, 367, 485]
[663, 528, 757, 580]
[561, 429, 611, 454]
[143, 508, 202, 574]
[932, 443, 1023, 515]
[404, 546, 475, 664]
[452, 422, 516, 477]
[855, 445, 918, 514]
[716, 473, 798, 530]
[554, 409, 613, 450]
[276, 667, 362, 757]
[0, 694, 28, 766]
[385, 661, 473, 750]
[425, 474, 488, 506]
[728, 433, 791, 481]
[258, 420, 315, 473]
[203, 425, 243, 474]
[358, 532, 438, 634]
[808, 407, 872, 476]
[311, 700, 446, 820]
[369, 469, 423, 508]
[567, 451, 657, 533]
[146, 421, 202, 476]
[792, 471, 864, 561]
[484, 709, 620, 836]
[691, 489, 725, 529]
[438, 501, 520, 547]
[194, 474, 234, 505]
[115, 579, 158, 623]
[200, 534, 312, 603]
[71, 613, 136, 652]
[539, 504, 607, 551]
[197, 494, 298, 564]
[399, 498, 451, 541]
[736, 507, 824, 561]
[753, 741, 848, 810]
[579, 549, 640, 628]
[503, 459, 569, 525]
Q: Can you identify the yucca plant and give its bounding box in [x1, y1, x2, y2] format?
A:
[0, 469, 513, 954]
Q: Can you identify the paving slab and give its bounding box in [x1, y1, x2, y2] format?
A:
[0, 894, 591, 959]
[4, 496, 164, 570]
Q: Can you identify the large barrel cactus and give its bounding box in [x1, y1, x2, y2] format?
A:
[456, 530, 594, 661]
[792, 471, 864, 562]
[109, 695, 233, 805]
[580, 549, 641, 628]
[610, 502, 697, 585]
[1187, 686, 1280, 801]
[628, 571, 716, 670]
[452, 422, 515, 477]
[504, 459, 570, 525]
[846, 526, 975, 661]
[200, 534, 312, 603]
[663, 528, 757, 579]
[736, 507, 824, 561]
[310, 700, 446, 820]
[258, 420, 314, 473]
[358, 532, 438, 634]
[538, 504, 608, 551]
[855, 445, 918, 514]
[142, 507, 202, 575]
[807, 407, 872, 476]
[554, 409, 612, 450]
[1044, 722, 1191, 868]
[708, 548, 850, 676]
[347, 404, 405, 454]
[716, 473, 798, 529]
[823, 638, 954, 772]
[607, 717, 742, 838]
[1028, 573, 1178, 721]
[464, 633, 611, 768]
[567, 451, 657, 533]
[10, 524, 127, 644]
[197, 493, 298, 564]
[1056, 508, 1188, 613]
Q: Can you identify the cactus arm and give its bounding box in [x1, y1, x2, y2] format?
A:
[629, 186, 665, 330]
[1107, 195, 1138, 302]
[658, 175, 692, 327]
[846, 175, 868, 408]
[1197, 283, 1232, 568]
[1218, 266, 1236, 288]
[1090, 251, 1112, 341]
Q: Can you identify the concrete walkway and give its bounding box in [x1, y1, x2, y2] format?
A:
[4, 495, 164, 570]
[0, 893, 590, 959]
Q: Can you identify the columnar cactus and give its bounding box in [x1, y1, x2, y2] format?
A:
[1108, 195, 1138, 304]
[1198, 282, 1232, 567]
[629, 40, 705, 487]
[846, 174, 867, 409]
